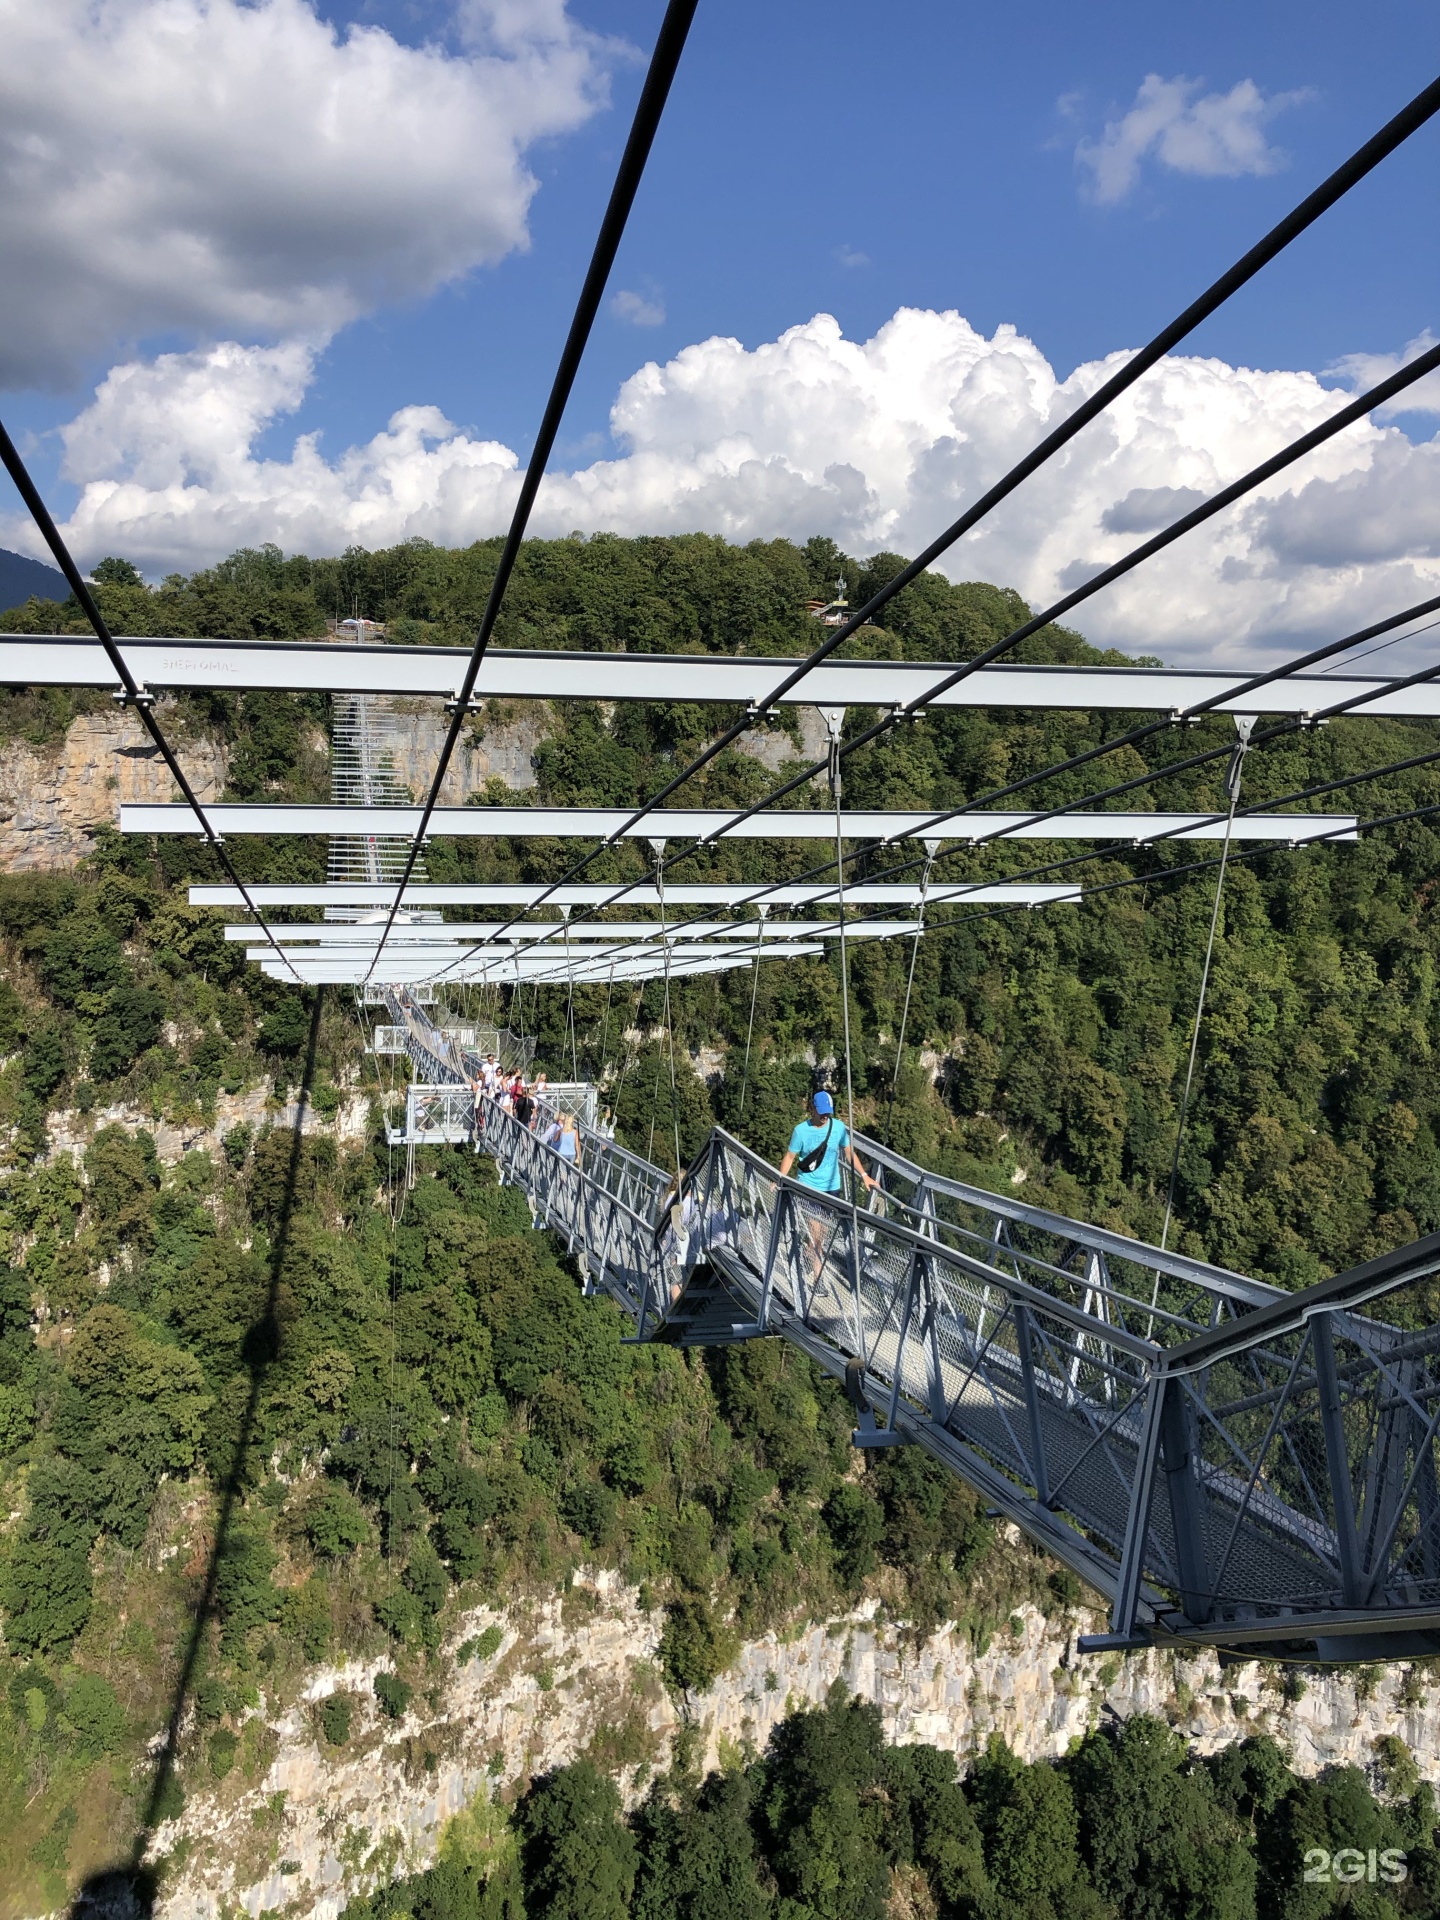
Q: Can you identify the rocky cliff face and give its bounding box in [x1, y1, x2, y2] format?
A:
[0, 693, 823, 872]
[128, 1570, 1438, 1920]
[368, 700, 543, 803]
[0, 709, 225, 870]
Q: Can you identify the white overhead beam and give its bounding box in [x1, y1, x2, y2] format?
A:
[261, 946, 817, 985]
[228, 918, 924, 944]
[7, 633, 1438, 716]
[129, 803, 1357, 843]
[191, 882, 1083, 908]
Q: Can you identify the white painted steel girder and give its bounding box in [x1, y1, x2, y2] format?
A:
[260, 945, 821, 984]
[191, 882, 1083, 908]
[127, 803, 1358, 842]
[7, 633, 1439, 717]
[251, 939, 828, 966]
[228, 918, 924, 944]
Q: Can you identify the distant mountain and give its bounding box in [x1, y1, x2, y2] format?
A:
[0, 546, 68, 613]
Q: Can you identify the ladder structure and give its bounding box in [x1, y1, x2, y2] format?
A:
[375, 986, 1440, 1665]
[326, 694, 438, 920]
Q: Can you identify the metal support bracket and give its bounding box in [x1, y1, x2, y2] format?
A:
[112, 683, 156, 709]
[845, 1355, 906, 1447]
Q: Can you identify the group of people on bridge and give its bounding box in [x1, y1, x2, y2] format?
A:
[469, 1054, 595, 1165]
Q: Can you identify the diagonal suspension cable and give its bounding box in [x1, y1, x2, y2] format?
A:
[621, 340, 1440, 884]
[0, 421, 304, 985]
[362, 0, 699, 985]
[496, 700, 1440, 1008]
[425, 333, 1440, 998]
[415, 76, 1440, 973]
[424, 346, 1440, 998]
[628, 592, 1440, 961]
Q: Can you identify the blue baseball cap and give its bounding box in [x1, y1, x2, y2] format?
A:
[812, 1090, 834, 1115]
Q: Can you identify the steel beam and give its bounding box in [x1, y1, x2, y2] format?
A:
[8, 633, 1440, 717]
[191, 882, 1084, 908]
[126, 802, 1359, 842]
[227, 918, 924, 944]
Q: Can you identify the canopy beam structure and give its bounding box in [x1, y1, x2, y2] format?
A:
[260, 945, 823, 985]
[10, 634, 1440, 718]
[126, 804, 1359, 843]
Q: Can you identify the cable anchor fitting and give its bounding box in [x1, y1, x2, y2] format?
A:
[112, 683, 156, 710]
[444, 690, 483, 718]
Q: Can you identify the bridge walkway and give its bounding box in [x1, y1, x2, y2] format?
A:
[377, 988, 1440, 1657]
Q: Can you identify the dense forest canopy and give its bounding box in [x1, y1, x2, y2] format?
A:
[1, 530, 1438, 1910]
[347, 1693, 1440, 1920]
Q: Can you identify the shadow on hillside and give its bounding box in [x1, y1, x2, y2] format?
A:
[69, 988, 327, 1920]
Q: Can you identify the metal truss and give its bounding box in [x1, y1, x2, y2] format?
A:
[11, 632, 1440, 717]
[374, 988, 1440, 1660]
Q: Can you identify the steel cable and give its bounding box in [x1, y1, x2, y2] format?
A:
[0, 420, 304, 984]
[419, 79, 1440, 970]
[364, 0, 699, 984]
[423, 347, 1440, 994]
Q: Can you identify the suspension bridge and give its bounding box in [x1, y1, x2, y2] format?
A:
[370, 979, 1440, 1665]
[2, 38, 1439, 1679]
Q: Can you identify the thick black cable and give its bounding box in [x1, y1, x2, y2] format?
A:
[433, 77, 1440, 965]
[438, 582, 1440, 992]
[433, 338, 1440, 994]
[639, 342, 1440, 869]
[363, 0, 699, 984]
[569, 723, 1440, 995]
[0, 420, 303, 984]
[654, 590, 1440, 954]
[830, 598, 1440, 842]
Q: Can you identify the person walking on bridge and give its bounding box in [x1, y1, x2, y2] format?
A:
[555, 1111, 582, 1170]
[780, 1089, 876, 1286]
[780, 1090, 875, 1199]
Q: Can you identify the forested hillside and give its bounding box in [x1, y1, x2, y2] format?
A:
[1, 530, 1438, 1911]
[348, 1692, 1440, 1920]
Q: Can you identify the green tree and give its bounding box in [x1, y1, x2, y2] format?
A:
[92, 557, 145, 587]
[1066, 1715, 1255, 1920]
[759, 1693, 893, 1920]
[214, 1528, 279, 1649]
[65, 1670, 126, 1757]
[518, 1761, 637, 1920]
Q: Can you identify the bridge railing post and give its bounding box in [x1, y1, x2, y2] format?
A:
[1159, 1373, 1213, 1624]
[1012, 1300, 1052, 1510]
[885, 1243, 924, 1432]
[753, 1185, 786, 1332]
[1102, 1372, 1166, 1645]
[1312, 1310, 1366, 1607]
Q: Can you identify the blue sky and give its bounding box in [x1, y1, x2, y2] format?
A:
[301, 0, 1438, 461]
[0, 0, 1435, 662]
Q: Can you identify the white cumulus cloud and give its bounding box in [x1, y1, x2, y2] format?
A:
[25, 309, 1440, 668]
[1328, 332, 1440, 417]
[0, 0, 609, 386]
[1076, 74, 1313, 204]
